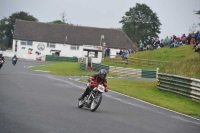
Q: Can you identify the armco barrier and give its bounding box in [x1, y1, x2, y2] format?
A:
[157, 73, 200, 101]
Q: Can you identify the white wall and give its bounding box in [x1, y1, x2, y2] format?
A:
[12, 39, 103, 63]
[109, 48, 118, 58]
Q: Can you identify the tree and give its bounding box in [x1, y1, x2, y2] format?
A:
[119, 3, 161, 44]
[51, 20, 66, 24]
[189, 23, 198, 33]
[0, 11, 38, 48]
[194, 10, 200, 25]
[60, 11, 68, 23]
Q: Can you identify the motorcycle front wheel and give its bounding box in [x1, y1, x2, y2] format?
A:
[90, 93, 102, 112]
[78, 100, 84, 108]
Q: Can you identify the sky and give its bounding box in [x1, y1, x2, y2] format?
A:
[0, 0, 200, 40]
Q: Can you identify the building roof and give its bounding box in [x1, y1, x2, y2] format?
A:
[13, 20, 134, 49]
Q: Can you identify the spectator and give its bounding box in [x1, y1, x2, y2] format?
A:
[104, 47, 107, 57]
[160, 39, 164, 47]
[186, 33, 191, 44]
[143, 41, 147, 50]
[106, 47, 110, 57]
[116, 48, 120, 55]
[181, 34, 186, 45]
[196, 30, 200, 44]
[164, 36, 170, 47]
[155, 38, 160, 48]
[121, 50, 129, 64]
[139, 40, 143, 51]
[119, 49, 122, 55]
[168, 36, 173, 47]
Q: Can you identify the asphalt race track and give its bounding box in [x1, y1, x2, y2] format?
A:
[0, 59, 200, 133]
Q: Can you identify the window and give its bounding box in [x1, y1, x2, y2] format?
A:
[27, 41, 33, 46]
[70, 45, 79, 50]
[47, 43, 56, 48]
[21, 40, 32, 46]
[21, 41, 27, 45]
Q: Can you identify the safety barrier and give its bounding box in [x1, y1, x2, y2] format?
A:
[157, 73, 200, 102]
[79, 62, 157, 78]
[80, 63, 86, 71]
[109, 66, 157, 78]
[109, 57, 168, 68]
[92, 63, 109, 72]
[46, 55, 78, 62]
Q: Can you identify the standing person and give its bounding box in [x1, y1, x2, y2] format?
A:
[78, 69, 108, 100]
[187, 33, 192, 44]
[106, 47, 110, 57]
[196, 30, 200, 44]
[116, 48, 120, 56]
[143, 41, 147, 50]
[104, 47, 107, 57]
[139, 40, 143, 51]
[164, 36, 169, 47]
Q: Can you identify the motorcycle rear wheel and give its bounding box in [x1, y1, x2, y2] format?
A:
[90, 93, 102, 112]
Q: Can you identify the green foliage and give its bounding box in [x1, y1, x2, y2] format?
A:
[194, 10, 200, 25]
[119, 3, 161, 43]
[51, 20, 66, 24]
[0, 11, 38, 48]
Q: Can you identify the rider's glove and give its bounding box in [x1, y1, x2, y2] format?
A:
[105, 87, 108, 92]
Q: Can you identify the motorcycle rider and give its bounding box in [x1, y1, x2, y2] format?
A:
[12, 55, 18, 64]
[0, 52, 5, 69]
[78, 69, 109, 100]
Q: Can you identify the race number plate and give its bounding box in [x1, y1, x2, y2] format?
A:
[98, 85, 105, 92]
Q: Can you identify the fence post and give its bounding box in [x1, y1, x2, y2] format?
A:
[156, 68, 159, 81]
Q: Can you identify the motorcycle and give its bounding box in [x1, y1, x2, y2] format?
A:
[0, 59, 4, 69]
[12, 58, 17, 66]
[78, 84, 105, 112]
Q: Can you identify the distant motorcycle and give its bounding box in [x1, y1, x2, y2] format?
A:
[0, 59, 4, 69]
[12, 58, 17, 66]
[78, 84, 105, 112]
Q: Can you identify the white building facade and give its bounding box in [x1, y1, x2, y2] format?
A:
[12, 20, 134, 63]
[12, 39, 103, 63]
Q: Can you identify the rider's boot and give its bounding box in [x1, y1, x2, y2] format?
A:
[78, 93, 85, 100]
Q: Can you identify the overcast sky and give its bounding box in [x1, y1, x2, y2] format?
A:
[0, 0, 200, 40]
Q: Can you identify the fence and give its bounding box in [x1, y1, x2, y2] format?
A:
[157, 73, 200, 102]
[46, 55, 78, 62]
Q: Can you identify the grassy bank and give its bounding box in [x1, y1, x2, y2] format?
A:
[102, 45, 200, 79]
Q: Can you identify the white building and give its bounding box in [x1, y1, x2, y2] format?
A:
[13, 20, 134, 63]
